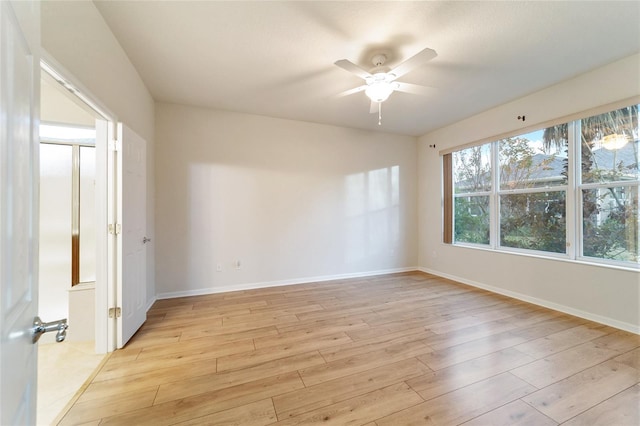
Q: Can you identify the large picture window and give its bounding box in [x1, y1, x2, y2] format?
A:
[445, 103, 639, 267]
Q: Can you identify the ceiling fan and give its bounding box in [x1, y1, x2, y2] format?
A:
[334, 47, 437, 124]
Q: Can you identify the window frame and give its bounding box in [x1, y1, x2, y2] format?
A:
[40, 122, 97, 286]
[451, 143, 493, 247]
[495, 127, 571, 258]
[443, 101, 639, 270]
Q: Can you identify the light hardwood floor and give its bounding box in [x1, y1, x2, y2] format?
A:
[57, 272, 639, 425]
[37, 341, 105, 425]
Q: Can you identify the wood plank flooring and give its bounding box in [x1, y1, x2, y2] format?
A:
[57, 272, 640, 425]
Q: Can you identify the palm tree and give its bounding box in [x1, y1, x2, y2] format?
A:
[542, 105, 638, 260]
[543, 106, 638, 174]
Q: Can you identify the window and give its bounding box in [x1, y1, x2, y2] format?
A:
[40, 124, 96, 285]
[452, 144, 491, 245]
[445, 103, 639, 267]
[579, 106, 639, 263]
[498, 132, 567, 254]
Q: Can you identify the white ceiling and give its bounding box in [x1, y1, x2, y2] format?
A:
[94, 1, 640, 136]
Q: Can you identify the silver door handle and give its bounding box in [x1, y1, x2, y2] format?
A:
[143, 236, 151, 244]
[32, 316, 68, 343]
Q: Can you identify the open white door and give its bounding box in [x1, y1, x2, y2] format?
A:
[0, 1, 40, 424]
[116, 123, 147, 348]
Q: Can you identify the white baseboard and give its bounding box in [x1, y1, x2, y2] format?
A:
[154, 265, 638, 334]
[155, 267, 419, 300]
[146, 296, 157, 313]
[418, 267, 639, 335]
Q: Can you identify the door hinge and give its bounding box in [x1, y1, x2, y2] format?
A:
[108, 307, 122, 318]
[108, 223, 121, 235]
[109, 139, 120, 152]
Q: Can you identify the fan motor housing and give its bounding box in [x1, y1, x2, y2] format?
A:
[370, 54, 391, 73]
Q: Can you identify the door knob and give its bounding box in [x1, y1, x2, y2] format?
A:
[32, 316, 68, 343]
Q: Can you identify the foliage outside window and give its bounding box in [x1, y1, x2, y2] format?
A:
[499, 133, 567, 254]
[453, 145, 491, 245]
[448, 103, 639, 267]
[582, 108, 638, 262]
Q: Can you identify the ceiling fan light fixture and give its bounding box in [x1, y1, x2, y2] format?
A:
[334, 46, 437, 119]
[365, 81, 394, 103]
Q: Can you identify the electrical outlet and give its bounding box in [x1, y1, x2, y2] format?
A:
[216, 263, 222, 272]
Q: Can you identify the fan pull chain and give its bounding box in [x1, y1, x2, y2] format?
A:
[378, 102, 382, 126]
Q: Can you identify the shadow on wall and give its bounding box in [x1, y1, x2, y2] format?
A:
[182, 163, 402, 289]
[153, 106, 417, 294]
[345, 165, 400, 264]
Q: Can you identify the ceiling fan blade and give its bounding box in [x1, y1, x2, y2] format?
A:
[336, 85, 367, 97]
[389, 47, 437, 79]
[370, 101, 379, 114]
[394, 82, 435, 96]
[334, 59, 372, 80]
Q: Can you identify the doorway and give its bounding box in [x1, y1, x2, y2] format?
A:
[36, 62, 110, 425]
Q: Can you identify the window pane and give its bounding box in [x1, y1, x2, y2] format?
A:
[500, 191, 566, 253]
[583, 186, 639, 263]
[453, 144, 491, 193]
[40, 144, 73, 289]
[454, 195, 490, 245]
[581, 105, 639, 184]
[79, 146, 96, 282]
[499, 129, 567, 190]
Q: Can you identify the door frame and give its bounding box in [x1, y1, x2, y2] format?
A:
[40, 51, 118, 353]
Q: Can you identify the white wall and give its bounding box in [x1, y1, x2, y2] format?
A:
[41, 1, 156, 306]
[155, 103, 418, 297]
[418, 54, 640, 332]
[41, 76, 95, 126]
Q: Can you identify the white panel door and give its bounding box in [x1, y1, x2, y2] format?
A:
[0, 1, 40, 424]
[117, 123, 147, 348]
